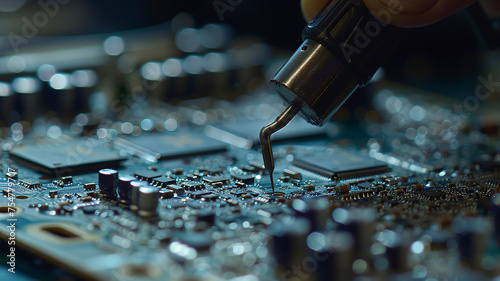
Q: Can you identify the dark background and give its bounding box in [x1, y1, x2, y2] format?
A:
[0, 0, 490, 98]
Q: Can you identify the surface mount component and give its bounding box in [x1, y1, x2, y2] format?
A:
[9, 137, 126, 175]
[292, 148, 389, 180]
[114, 130, 227, 162]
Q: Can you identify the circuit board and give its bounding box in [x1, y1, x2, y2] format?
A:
[0, 12, 499, 281]
[0, 83, 499, 281]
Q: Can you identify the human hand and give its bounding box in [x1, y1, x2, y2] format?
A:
[301, 0, 500, 27]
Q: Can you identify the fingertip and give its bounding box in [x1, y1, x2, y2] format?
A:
[301, 0, 332, 22]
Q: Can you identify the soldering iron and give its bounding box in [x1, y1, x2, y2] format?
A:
[260, 0, 402, 193]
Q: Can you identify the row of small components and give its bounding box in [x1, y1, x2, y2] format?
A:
[98, 168, 166, 218]
[270, 197, 500, 280]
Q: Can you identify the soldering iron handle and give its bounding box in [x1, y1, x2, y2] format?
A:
[302, 0, 401, 86]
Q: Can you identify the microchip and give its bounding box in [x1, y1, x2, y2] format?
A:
[159, 189, 174, 199]
[205, 117, 329, 148]
[419, 190, 447, 201]
[9, 137, 125, 176]
[198, 167, 223, 176]
[202, 176, 231, 186]
[19, 179, 42, 189]
[292, 148, 390, 180]
[180, 181, 205, 191]
[151, 176, 176, 188]
[231, 174, 254, 184]
[188, 190, 212, 199]
[114, 130, 226, 161]
[134, 171, 162, 183]
[166, 185, 185, 195]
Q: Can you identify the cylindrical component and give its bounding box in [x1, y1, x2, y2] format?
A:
[138, 185, 159, 217]
[13, 76, 41, 123]
[332, 208, 376, 260]
[374, 230, 410, 273]
[130, 180, 148, 213]
[118, 175, 135, 204]
[453, 217, 489, 269]
[0, 82, 16, 127]
[493, 196, 500, 240]
[98, 169, 118, 199]
[270, 218, 311, 279]
[48, 73, 76, 122]
[291, 198, 331, 231]
[307, 231, 354, 281]
[270, 0, 400, 126]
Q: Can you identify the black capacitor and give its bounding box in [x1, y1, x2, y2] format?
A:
[118, 175, 136, 204]
[270, 218, 311, 278]
[307, 231, 354, 281]
[98, 169, 118, 198]
[453, 217, 489, 269]
[374, 230, 410, 273]
[332, 207, 376, 260]
[493, 196, 500, 240]
[291, 198, 331, 231]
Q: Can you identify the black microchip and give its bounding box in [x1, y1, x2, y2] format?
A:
[134, 171, 162, 183]
[231, 174, 255, 184]
[9, 137, 125, 176]
[202, 176, 231, 186]
[292, 148, 390, 180]
[166, 185, 185, 195]
[420, 190, 447, 201]
[114, 130, 226, 161]
[206, 117, 328, 147]
[180, 181, 204, 191]
[151, 176, 176, 187]
[188, 190, 212, 199]
[159, 189, 174, 199]
[19, 179, 42, 189]
[198, 167, 223, 176]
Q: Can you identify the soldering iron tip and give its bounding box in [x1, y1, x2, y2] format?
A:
[269, 173, 275, 194]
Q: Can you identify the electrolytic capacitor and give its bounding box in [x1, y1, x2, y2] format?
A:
[374, 230, 411, 273]
[307, 231, 354, 281]
[270, 217, 311, 279]
[98, 168, 118, 199]
[118, 175, 135, 204]
[0, 82, 15, 127]
[13, 76, 41, 123]
[453, 217, 489, 270]
[138, 185, 160, 218]
[130, 180, 149, 213]
[333, 208, 376, 260]
[291, 198, 331, 231]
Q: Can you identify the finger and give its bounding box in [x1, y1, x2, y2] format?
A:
[301, 0, 331, 22]
[363, 0, 476, 27]
[301, 0, 477, 28]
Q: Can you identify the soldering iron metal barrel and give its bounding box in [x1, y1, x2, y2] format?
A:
[270, 0, 401, 126]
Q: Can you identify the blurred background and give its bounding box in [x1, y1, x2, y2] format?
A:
[0, 0, 496, 133]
